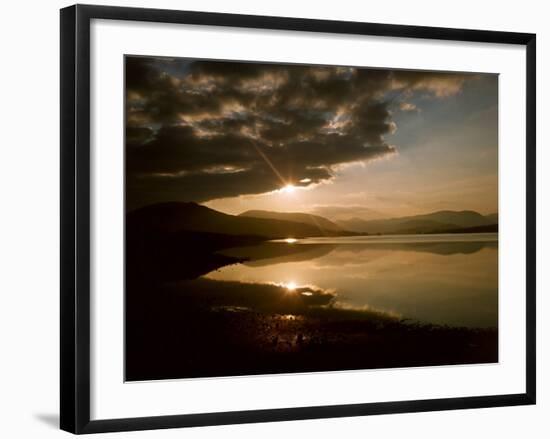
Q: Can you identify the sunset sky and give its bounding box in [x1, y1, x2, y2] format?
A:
[125, 56, 498, 219]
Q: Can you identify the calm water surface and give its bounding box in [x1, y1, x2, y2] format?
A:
[206, 233, 498, 328]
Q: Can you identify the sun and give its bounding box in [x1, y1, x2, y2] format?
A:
[285, 281, 297, 291]
[281, 184, 295, 194]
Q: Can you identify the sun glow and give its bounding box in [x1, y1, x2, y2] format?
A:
[285, 281, 297, 291]
[281, 184, 295, 194]
[284, 238, 298, 244]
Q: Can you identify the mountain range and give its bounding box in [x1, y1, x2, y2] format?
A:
[128, 202, 498, 240]
[126, 203, 497, 282]
[335, 210, 497, 234]
[127, 202, 349, 240]
[239, 210, 342, 234]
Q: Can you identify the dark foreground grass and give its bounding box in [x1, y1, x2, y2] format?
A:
[126, 277, 497, 381]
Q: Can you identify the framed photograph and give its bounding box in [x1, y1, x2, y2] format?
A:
[60, 4, 536, 434]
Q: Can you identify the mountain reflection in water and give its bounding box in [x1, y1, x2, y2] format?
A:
[125, 234, 498, 381]
[210, 235, 498, 328]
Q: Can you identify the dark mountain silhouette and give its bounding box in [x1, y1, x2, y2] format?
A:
[239, 209, 345, 234]
[128, 202, 335, 239]
[336, 210, 497, 234]
[126, 202, 358, 281]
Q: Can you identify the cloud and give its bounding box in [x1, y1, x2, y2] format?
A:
[399, 102, 419, 112]
[125, 57, 475, 209]
[389, 70, 471, 97]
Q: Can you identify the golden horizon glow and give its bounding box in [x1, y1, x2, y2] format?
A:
[284, 238, 298, 244]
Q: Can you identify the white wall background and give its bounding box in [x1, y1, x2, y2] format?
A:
[0, 0, 547, 437]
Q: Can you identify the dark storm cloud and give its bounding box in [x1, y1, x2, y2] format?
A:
[125, 57, 474, 209]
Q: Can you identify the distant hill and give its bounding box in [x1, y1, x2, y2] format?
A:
[239, 210, 345, 235]
[336, 210, 497, 235]
[311, 205, 386, 222]
[485, 213, 498, 224]
[127, 202, 338, 239]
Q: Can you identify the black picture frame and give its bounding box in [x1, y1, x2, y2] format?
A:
[60, 4, 536, 434]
